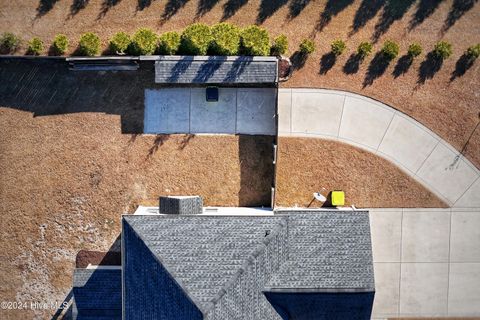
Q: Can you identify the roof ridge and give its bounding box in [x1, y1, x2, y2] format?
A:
[123, 218, 209, 315]
[204, 217, 289, 315]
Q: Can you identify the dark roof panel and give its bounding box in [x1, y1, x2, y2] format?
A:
[152, 56, 278, 84]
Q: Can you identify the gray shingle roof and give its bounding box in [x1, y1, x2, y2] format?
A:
[152, 56, 278, 84]
[123, 210, 374, 319]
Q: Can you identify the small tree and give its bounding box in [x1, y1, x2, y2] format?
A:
[180, 23, 213, 55]
[130, 28, 158, 55]
[240, 25, 271, 56]
[27, 37, 44, 55]
[407, 43, 422, 58]
[466, 44, 480, 60]
[78, 32, 100, 56]
[433, 41, 453, 60]
[381, 40, 399, 60]
[331, 39, 346, 56]
[0, 32, 20, 53]
[271, 34, 289, 56]
[157, 31, 181, 55]
[52, 34, 69, 55]
[357, 41, 373, 58]
[210, 23, 240, 55]
[109, 32, 131, 55]
[299, 39, 315, 54]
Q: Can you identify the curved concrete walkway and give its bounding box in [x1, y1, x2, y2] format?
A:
[278, 88, 480, 208]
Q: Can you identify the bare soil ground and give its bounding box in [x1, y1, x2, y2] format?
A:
[275, 137, 447, 208]
[0, 0, 478, 166]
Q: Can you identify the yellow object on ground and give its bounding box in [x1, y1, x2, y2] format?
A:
[331, 191, 345, 206]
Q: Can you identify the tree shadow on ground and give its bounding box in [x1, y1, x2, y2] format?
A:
[256, 0, 288, 24]
[319, 52, 337, 75]
[98, 0, 121, 19]
[450, 53, 477, 81]
[315, 0, 354, 33]
[441, 0, 478, 34]
[0, 58, 154, 134]
[408, 0, 445, 30]
[363, 52, 392, 87]
[287, 0, 312, 20]
[69, 0, 89, 17]
[221, 0, 248, 21]
[418, 51, 444, 84]
[137, 0, 154, 10]
[196, 0, 220, 19]
[36, 0, 60, 17]
[343, 53, 363, 74]
[392, 54, 413, 78]
[349, 0, 384, 36]
[290, 51, 308, 70]
[178, 134, 195, 150]
[147, 135, 171, 159]
[372, 0, 416, 42]
[160, 0, 190, 24]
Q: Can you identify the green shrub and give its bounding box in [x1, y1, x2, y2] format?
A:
[381, 40, 399, 60]
[271, 34, 289, 56]
[180, 23, 212, 55]
[157, 31, 181, 55]
[210, 23, 240, 55]
[130, 28, 158, 55]
[357, 41, 373, 57]
[27, 37, 44, 55]
[0, 32, 20, 53]
[299, 39, 315, 54]
[331, 39, 346, 56]
[240, 25, 271, 56]
[433, 41, 453, 60]
[109, 32, 131, 55]
[407, 43, 422, 58]
[466, 44, 480, 59]
[52, 34, 69, 55]
[78, 32, 100, 56]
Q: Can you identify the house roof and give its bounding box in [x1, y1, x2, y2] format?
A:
[122, 211, 374, 318]
[151, 55, 278, 84]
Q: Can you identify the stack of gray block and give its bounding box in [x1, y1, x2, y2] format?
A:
[159, 196, 203, 215]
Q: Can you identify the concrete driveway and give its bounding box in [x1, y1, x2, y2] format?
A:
[144, 88, 276, 135]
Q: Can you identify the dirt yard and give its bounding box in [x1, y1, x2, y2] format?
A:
[0, 107, 273, 319]
[0, 0, 479, 166]
[275, 137, 447, 208]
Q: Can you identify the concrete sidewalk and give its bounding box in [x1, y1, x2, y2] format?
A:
[278, 88, 479, 208]
[144, 88, 276, 135]
[369, 208, 480, 319]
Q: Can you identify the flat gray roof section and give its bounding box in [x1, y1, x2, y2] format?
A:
[151, 55, 278, 84]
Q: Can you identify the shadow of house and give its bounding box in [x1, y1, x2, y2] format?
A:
[392, 54, 413, 78]
[137, 0, 154, 11]
[450, 53, 477, 81]
[314, 0, 354, 33]
[441, 0, 478, 34]
[36, 0, 60, 17]
[418, 51, 444, 84]
[287, 0, 312, 20]
[70, 0, 90, 17]
[372, 0, 416, 42]
[160, 0, 190, 25]
[221, 0, 248, 21]
[349, 0, 384, 36]
[97, 0, 122, 19]
[319, 52, 337, 75]
[290, 51, 308, 70]
[408, 0, 445, 30]
[0, 57, 156, 133]
[256, 0, 288, 24]
[343, 53, 364, 74]
[196, 0, 220, 19]
[363, 52, 392, 87]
